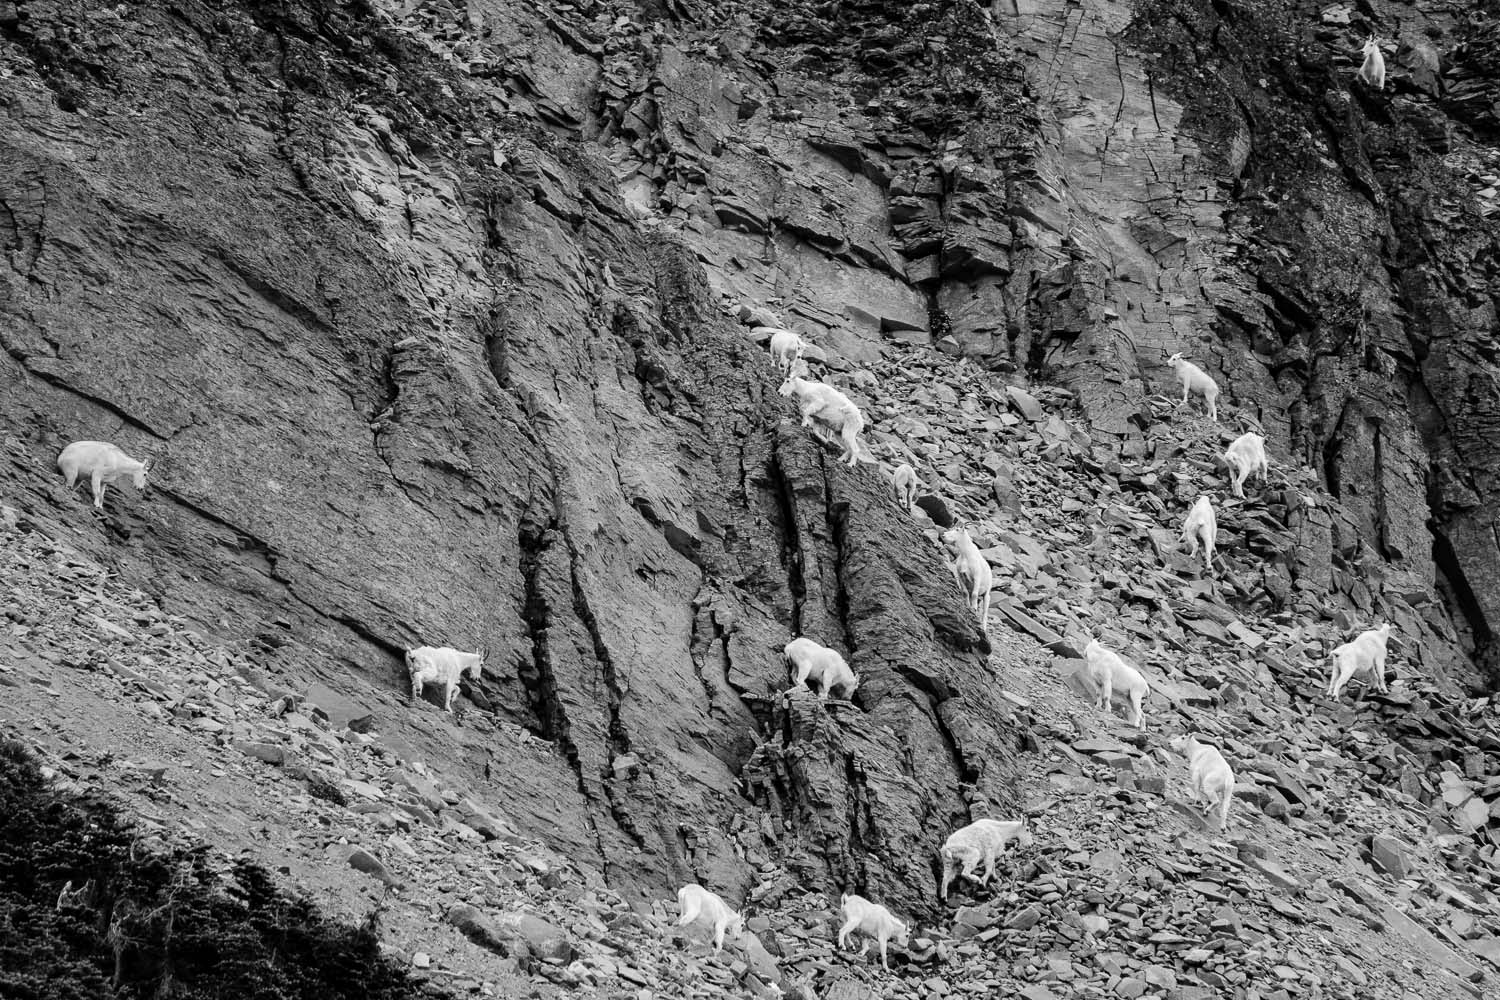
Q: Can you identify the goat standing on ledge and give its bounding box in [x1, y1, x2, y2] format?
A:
[406, 646, 484, 712]
[1166, 353, 1220, 422]
[57, 441, 151, 510]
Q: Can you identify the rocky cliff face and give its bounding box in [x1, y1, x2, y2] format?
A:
[1, 0, 1498, 949]
[0, 0, 1015, 916]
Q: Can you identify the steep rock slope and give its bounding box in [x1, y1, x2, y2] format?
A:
[389, 0, 1500, 686]
[0, 0, 1014, 914]
[9, 342, 1500, 999]
[4, 0, 1500, 996]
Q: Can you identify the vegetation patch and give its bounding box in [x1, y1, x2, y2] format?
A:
[0, 739, 431, 1000]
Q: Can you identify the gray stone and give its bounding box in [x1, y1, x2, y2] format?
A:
[1005, 386, 1044, 422]
[233, 740, 286, 766]
[346, 848, 400, 887]
[1370, 834, 1412, 879]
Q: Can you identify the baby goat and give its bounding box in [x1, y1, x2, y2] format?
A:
[1180, 495, 1218, 573]
[1166, 353, 1220, 422]
[1223, 432, 1268, 498]
[939, 818, 1032, 900]
[405, 645, 484, 712]
[1083, 639, 1149, 729]
[890, 463, 918, 511]
[1170, 734, 1235, 828]
[941, 527, 992, 633]
[1326, 623, 1394, 698]
[762, 328, 805, 373]
[837, 893, 908, 969]
[57, 441, 151, 510]
[778, 370, 864, 467]
[1358, 37, 1385, 90]
[676, 883, 743, 953]
[783, 636, 858, 701]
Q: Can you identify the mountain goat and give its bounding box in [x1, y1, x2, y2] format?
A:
[1180, 495, 1217, 572]
[1171, 734, 1235, 828]
[890, 463, 918, 511]
[837, 893, 908, 969]
[406, 646, 484, 712]
[783, 636, 858, 701]
[1326, 623, 1394, 698]
[1166, 353, 1220, 422]
[676, 884, 743, 953]
[941, 527, 992, 633]
[1358, 37, 1385, 90]
[939, 819, 1032, 900]
[1223, 432, 1268, 498]
[57, 441, 151, 510]
[1083, 639, 1149, 729]
[778, 370, 864, 467]
[762, 328, 805, 373]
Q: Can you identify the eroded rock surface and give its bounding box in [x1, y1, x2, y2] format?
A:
[0, 0, 1012, 916]
[3, 1, 1500, 995]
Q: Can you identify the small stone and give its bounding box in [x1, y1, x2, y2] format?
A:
[1249, 857, 1304, 891]
[498, 911, 576, 963]
[1005, 905, 1042, 930]
[1006, 386, 1044, 421]
[346, 848, 400, 886]
[1019, 986, 1059, 1000]
[233, 740, 286, 765]
[1369, 835, 1412, 879]
[447, 903, 507, 954]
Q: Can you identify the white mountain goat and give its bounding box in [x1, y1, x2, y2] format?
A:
[1180, 495, 1218, 572]
[837, 893, 909, 969]
[783, 636, 858, 701]
[1223, 432, 1269, 498]
[1326, 623, 1394, 698]
[676, 883, 744, 953]
[778, 370, 864, 467]
[941, 527, 992, 633]
[890, 463, 918, 511]
[1171, 734, 1235, 828]
[763, 328, 805, 373]
[1358, 37, 1385, 90]
[1083, 639, 1150, 729]
[939, 819, 1032, 900]
[405, 646, 484, 712]
[1166, 353, 1220, 422]
[57, 441, 151, 510]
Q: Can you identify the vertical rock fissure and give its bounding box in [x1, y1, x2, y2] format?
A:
[686, 596, 720, 709]
[824, 486, 858, 679]
[767, 440, 806, 636]
[560, 525, 633, 761]
[517, 517, 570, 749]
[558, 523, 648, 847]
[897, 665, 974, 786]
[1371, 420, 1393, 560]
[1321, 408, 1345, 499]
[840, 751, 871, 893]
[1431, 527, 1497, 687]
[370, 346, 419, 508]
